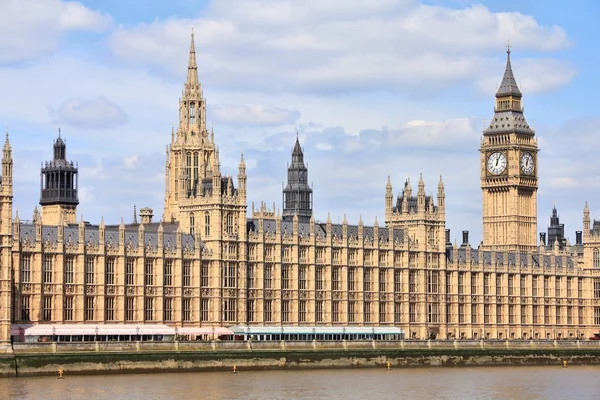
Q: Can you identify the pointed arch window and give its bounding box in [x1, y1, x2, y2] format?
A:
[204, 212, 210, 237]
[193, 152, 199, 189]
[190, 213, 195, 236]
[186, 152, 192, 194]
[190, 103, 196, 126]
[594, 248, 600, 269]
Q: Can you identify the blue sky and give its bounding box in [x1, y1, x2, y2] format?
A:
[0, 0, 597, 245]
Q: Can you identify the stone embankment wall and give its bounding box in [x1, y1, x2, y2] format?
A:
[2, 340, 600, 377]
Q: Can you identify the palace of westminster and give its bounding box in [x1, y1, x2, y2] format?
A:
[0, 33, 600, 346]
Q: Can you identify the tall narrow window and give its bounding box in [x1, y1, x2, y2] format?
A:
[64, 256, 74, 284]
[594, 249, 600, 268]
[332, 267, 340, 291]
[363, 268, 372, 292]
[190, 213, 195, 235]
[348, 268, 356, 291]
[144, 297, 154, 321]
[201, 262, 209, 287]
[174, 154, 179, 201]
[21, 295, 30, 321]
[248, 299, 255, 322]
[126, 297, 135, 321]
[106, 297, 115, 321]
[316, 301, 324, 322]
[225, 213, 233, 234]
[183, 261, 191, 287]
[300, 266, 308, 290]
[193, 152, 198, 187]
[64, 296, 74, 321]
[20, 254, 31, 283]
[106, 257, 115, 285]
[281, 265, 290, 290]
[164, 298, 173, 321]
[43, 255, 53, 284]
[223, 298, 236, 322]
[126, 259, 135, 285]
[189, 102, 196, 125]
[186, 152, 192, 193]
[145, 259, 155, 286]
[409, 270, 416, 293]
[201, 299, 209, 321]
[43, 296, 52, 321]
[164, 260, 173, 287]
[332, 301, 340, 323]
[379, 269, 387, 292]
[200, 299, 209, 321]
[264, 300, 272, 322]
[299, 300, 307, 322]
[363, 301, 371, 322]
[282, 300, 290, 322]
[204, 212, 210, 237]
[85, 257, 95, 285]
[183, 298, 191, 321]
[264, 265, 273, 289]
[85, 296, 95, 321]
[348, 301, 356, 323]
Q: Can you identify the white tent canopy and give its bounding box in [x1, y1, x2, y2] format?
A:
[22, 324, 174, 336]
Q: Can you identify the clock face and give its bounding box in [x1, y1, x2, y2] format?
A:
[520, 152, 534, 175]
[487, 152, 507, 175]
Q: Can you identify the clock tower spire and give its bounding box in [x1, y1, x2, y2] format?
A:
[481, 44, 538, 251]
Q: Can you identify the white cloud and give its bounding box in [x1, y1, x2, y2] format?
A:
[477, 57, 577, 95]
[108, 1, 572, 95]
[0, 0, 113, 63]
[49, 96, 128, 129]
[389, 117, 477, 147]
[209, 104, 301, 127]
[316, 143, 333, 151]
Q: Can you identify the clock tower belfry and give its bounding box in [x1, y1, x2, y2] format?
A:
[481, 45, 538, 251]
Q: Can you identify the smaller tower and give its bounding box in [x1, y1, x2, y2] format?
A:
[40, 131, 79, 225]
[547, 204, 566, 250]
[282, 136, 313, 222]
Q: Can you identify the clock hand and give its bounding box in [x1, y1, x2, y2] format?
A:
[495, 158, 499, 167]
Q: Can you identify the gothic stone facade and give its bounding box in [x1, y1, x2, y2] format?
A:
[0, 35, 599, 349]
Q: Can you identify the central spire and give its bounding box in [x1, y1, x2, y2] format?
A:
[496, 41, 522, 98]
[186, 29, 199, 86]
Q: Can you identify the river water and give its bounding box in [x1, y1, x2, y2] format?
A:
[1, 366, 599, 400]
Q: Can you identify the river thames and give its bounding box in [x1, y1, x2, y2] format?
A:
[1, 366, 599, 400]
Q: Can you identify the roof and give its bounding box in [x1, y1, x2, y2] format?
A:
[21, 323, 175, 336]
[496, 49, 522, 97]
[247, 219, 404, 243]
[484, 110, 534, 136]
[19, 222, 199, 251]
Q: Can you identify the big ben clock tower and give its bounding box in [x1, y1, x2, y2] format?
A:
[481, 44, 538, 251]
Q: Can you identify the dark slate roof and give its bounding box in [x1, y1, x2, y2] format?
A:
[196, 176, 236, 197]
[495, 252, 504, 265]
[19, 222, 198, 251]
[507, 252, 516, 266]
[246, 219, 404, 243]
[483, 251, 491, 265]
[496, 49, 522, 97]
[457, 248, 466, 264]
[484, 110, 533, 136]
[393, 195, 436, 214]
[471, 250, 479, 264]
